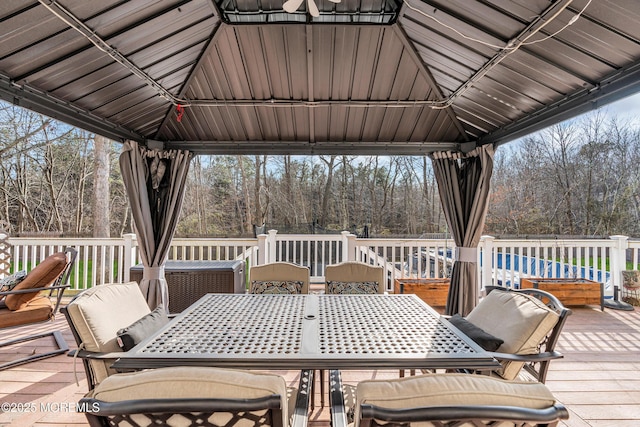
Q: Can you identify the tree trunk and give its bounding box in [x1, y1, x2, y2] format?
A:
[93, 135, 110, 237]
[283, 156, 293, 228]
[92, 135, 111, 283]
[75, 142, 90, 234]
[253, 155, 263, 231]
[237, 155, 253, 235]
[44, 140, 64, 232]
[319, 155, 336, 227]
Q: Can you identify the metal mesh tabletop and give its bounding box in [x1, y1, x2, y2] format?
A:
[113, 294, 499, 371]
[141, 294, 305, 355]
[318, 296, 475, 355]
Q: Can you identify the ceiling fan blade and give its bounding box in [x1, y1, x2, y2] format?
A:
[328, 0, 341, 3]
[283, 0, 305, 13]
[307, 0, 320, 17]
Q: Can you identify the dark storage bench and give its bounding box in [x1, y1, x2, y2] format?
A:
[130, 260, 245, 313]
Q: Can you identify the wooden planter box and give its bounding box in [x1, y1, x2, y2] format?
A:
[394, 278, 450, 307]
[520, 277, 603, 310]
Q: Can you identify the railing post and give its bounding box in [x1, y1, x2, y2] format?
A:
[342, 231, 356, 262]
[0, 228, 10, 278]
[267, 230, 278, 263]
[257, 233, 267, 265]
[123, 233, 136, 282]
[609, 235, 628, 298]
[480, 235, 495, 290]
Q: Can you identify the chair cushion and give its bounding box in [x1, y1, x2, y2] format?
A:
[0, 270, 27, 295]
[5, 252, 67, 310]
[325, 262, 385, 294]
[65, 282, 151, 384]
[327, 281, 379, 295]
[250, 280, 303, 294]
[448, 314, 504, 351]
[116, 305, 169, 351]
[352, 373, 556, 427]
[466, 290, 559, 380]
[0, 296, 53, 328]
[89, 367, 290, 427]
[250, 263, 310, 294]
[622, 270, 640, 289]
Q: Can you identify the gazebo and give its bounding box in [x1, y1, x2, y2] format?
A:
[2, 0, 640, 315]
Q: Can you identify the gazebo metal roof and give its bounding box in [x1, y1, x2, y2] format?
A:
[1, 0, 639, 155]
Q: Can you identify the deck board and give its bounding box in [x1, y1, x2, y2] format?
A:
[0, 304, 638, 426]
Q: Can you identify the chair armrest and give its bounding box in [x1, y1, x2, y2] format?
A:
[359, 403, 569, 424]
[0, 284, 70, 296]
[488, 351, 564, 363]
[329, 370, 348, 427]
[66, 349, 125, 360]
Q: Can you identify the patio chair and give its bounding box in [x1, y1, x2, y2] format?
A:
[454, 286, 571, 383]
[78, 366, 313, 427]
[328, 369, 569, 427]
[249, 262, 310, 295]
[324, 261, 385, 294]
[0, 247, 77, 370]
[621, 270, 640, 305]
[249, 262, 316, 408]
[321, 261, 386, 405]
[62, 281, 157, 389]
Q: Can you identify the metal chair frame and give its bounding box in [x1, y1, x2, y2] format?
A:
[80, 369, 314, 427]
[483, 286, 572, 383]
[0, 247, 77, 370]
[329, 370, 569, 427]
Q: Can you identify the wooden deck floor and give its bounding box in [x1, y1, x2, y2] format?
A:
[1, 304, 639, 426]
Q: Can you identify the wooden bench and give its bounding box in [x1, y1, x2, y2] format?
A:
[520, 277, 603, 310]
[394, 278, 450, 307]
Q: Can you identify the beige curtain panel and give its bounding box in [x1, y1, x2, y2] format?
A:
[430, 144, 494, 316]
[120, 140, 192, 312]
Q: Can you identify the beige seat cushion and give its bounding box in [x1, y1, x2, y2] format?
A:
[325, 262, 385, 294]
[466, 290, 560, 380]
[352, 373, 556, 427]
[65, 282, 151, 384]
[5, 252, 67, 310]
[250, 263, 310, 294]
[89, 367, 291, 426]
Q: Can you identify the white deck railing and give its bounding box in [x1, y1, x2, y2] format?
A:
[4, 232, 638, 296]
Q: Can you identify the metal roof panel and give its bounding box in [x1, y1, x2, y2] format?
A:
[1, 0, 638, 153]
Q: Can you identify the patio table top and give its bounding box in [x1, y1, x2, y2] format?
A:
[112, 293, 500, 371]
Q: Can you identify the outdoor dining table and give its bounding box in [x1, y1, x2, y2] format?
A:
[111, 293, 501, 372]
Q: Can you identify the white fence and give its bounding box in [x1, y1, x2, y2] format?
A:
[4, 232, 639, 296]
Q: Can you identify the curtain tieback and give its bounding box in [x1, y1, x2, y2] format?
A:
[143, 266, 165, 281]
[455, 247, 477, 263]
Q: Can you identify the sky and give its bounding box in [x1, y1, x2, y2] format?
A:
[603, 91, 640, 119]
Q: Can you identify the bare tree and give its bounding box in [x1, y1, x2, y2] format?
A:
[253, 155, 268, 231]
[4, 96, 640, 240]
[90, 134, 111, 282]
[318, 155, 336, 227]
[237, 155, 253, 235]
[92, 135, 110, 237]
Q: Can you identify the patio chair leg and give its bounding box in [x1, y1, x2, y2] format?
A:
[310, 369, 327, 409]
[294, 369, 313, 427]
[310, 370, 315, 410]
[0, 331, 69, 370]
[329, 370, 347, 427]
